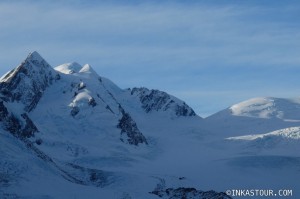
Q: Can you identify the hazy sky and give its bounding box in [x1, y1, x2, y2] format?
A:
[1, 0, 300, 117]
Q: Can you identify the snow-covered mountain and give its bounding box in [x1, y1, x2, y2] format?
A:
[1, 52, 299, 198]
[205, 97, 300, 137]
[228, 97, 300, 120]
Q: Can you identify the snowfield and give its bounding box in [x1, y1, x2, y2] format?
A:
[0, 52, 299, 198]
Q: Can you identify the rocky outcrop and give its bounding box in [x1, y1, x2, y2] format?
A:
[117, 105, 148, 145]
[88, 97, 97, 107]
[150, 187, 232, 199]
[130, 87, 196, 117]
[70, 106, 80, 117]
[20, 113, 39, 138]
[0, 101, 38, 138]
[0, 101, 8, 120]
[150, 178, 231, 199]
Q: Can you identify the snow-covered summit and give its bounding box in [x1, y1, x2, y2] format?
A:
[55, 62, 83, 74]
[55, 62, 99, 79]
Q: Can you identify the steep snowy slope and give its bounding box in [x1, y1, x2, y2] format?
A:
[205, 97, 300, 137]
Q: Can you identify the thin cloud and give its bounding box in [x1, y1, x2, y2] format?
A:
[1, 1, 299, 67]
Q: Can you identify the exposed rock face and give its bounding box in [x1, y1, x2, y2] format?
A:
[130, 87, 196, 117]
[0, 101, 38, 138]
[20, 113, 39, 138]
[0, 101, 8, 120]
[0, 51, 59, 112]
[71, 106, 80, 117]
[117, 105, 148, 145]
[88, 97, 97, 107]
[4, 113, 22, 136]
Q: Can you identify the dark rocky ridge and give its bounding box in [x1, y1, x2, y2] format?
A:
[130, 87, 196, 117]
[117, 105, 148, 145]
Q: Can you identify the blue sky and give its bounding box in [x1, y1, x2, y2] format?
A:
[1, 0, 300, 117]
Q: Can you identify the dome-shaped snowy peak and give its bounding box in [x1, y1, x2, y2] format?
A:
[55, 62, 83, 74]
[229, 97, 300, 120]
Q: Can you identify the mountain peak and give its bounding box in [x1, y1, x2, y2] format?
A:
[23, 51, 52, 70]
[27, 51, 44, 62]
[0, 51, 59, 112]
[21, 51, 52, 73]
[79, 64, 92, 73]
[79, 64, 98, 77]
[0, 51, 50, 83]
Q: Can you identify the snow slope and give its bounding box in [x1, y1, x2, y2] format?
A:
[228, 126, 300, 141]
[1, 52, 300, 198]
[227, 127, 300, 156]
